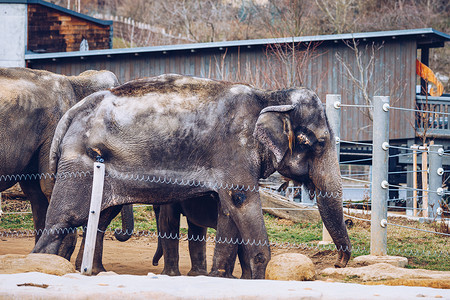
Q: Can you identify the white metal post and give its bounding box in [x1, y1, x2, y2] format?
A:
[370, 96, 389, 256]
[321, 94, 341, 245]
[81, 162, 105, 275]
[428, 144, 444, 220]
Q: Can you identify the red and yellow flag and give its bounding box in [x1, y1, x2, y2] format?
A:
[416, 59, 444, 97]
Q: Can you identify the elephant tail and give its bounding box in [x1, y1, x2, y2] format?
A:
[49, 91, 109, 176]
[114, 204, 135, 242]
[152, 205, 163, 266]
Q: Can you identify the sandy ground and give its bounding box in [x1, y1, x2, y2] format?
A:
[1, 234, 450, 299]
[0, 232, 342, 277]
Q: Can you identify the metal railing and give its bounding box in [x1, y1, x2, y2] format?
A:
[415, 95, 450, 137]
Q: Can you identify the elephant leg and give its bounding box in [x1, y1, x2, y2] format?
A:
[76, 205, 123, 274]
[58, 231, 78, 260]
[19, 180, 49, 244]
[186, 220, 208, 276]
[76, 230, 108, 275]
[211, 190, 270, 279]
[237, 243, 252, 279]
[209, 203, 239, 278]
[159, 204, 182, 276]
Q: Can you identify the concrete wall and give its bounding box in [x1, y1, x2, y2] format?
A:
[0, 4, 26, 67]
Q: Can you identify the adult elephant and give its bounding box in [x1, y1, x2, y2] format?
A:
[33, 74, 351, 279]
[0, 67, 132, 258]
[152, 196, 251, 278]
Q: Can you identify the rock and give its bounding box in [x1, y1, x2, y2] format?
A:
[353, 255, 408, 267]
[321, 263, 450, 282]
[260, 190, 320, 223]
[266, 253, 316, 281]
[97, 271, 118, 276]
[0, 254, 75, 276]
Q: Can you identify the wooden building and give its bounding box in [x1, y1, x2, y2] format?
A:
[25, 28, 450, 146]
[1, 0, 112, 56]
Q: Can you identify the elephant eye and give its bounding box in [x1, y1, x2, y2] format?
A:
[297, 133, 311, 145]
[87, 146, 109, 161]
[315, 138, 327, 151]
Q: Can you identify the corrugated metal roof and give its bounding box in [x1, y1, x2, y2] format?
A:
[1, 0, 112, 26]
[24, 28, 449, 61]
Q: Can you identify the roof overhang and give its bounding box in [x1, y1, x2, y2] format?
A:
[25, 28, 450, 62]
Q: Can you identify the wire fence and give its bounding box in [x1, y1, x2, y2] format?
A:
[0, 168, 448, 258]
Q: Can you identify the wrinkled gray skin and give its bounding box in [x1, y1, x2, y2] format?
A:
[33, 74, 351, 279]
[0, 67, 133, 270]
[0, 68, 118, 246]
[153, 196, 251, 278]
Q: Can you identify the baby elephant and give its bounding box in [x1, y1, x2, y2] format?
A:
[153, 194, 250, 278]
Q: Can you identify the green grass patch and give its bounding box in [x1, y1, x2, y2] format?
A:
[263, 213, 322, 244]
[109, 205, 157, 233]
[0, 213, 33, 231]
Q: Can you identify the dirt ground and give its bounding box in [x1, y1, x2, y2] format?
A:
[0, 232, 346, 277]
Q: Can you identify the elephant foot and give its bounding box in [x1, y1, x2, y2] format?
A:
[334, 251, 350, 268]
[92, 265, 107, 275]
[76, 264, 107, 275]
[208, 269, 235, 278]
[240, 271, 252, 279]
[187, 268, 208, 276]
[161, 268, 181, 276]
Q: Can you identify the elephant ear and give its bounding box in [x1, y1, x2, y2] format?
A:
[253, 105, 295, 163]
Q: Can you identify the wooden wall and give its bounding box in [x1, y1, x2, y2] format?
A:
[27, 4, 111, 53]
[28, 39, 417, 142]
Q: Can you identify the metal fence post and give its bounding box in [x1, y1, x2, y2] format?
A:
[371, 96, 389, 256]
[326, 94, 341, 156]
[321, 94, 341, 245]
[81, 161, 105, 275]
[428, 144, 444, 220]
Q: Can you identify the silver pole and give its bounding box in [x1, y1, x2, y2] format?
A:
[326, 94, 341, 156]
[370, 96, 389, 255]
[322, 94, 341, 245]
[428, 144, 444, 220]
[81, 162, 105, 275]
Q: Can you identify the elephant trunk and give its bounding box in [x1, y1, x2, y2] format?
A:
[114, 204, 135, 242]
[310, 144, 351, 268]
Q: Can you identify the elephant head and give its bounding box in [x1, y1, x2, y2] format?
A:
[254, 89, 351, 267]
